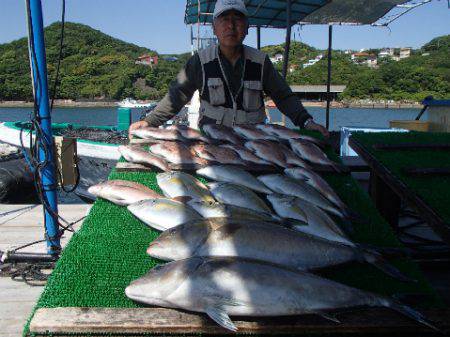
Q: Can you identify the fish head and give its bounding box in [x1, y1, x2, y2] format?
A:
[125, 258, 204, 305]
[147, 220, 210, 260]
[87, 183, 104, 196]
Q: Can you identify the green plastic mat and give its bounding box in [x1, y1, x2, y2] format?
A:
[25, 133, 444, 336]
[352, 132, 450, 224]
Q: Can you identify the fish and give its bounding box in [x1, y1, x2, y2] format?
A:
[221, 144, 272, 165]
[255, 123, 327, 147]
[118, 145, 169, 171]
[126, 257, 435, 331]
[190, 144, 245, 165]
[157, 171, 215, 202]
[267, 193, 352, 245]
[88, 179, 161, 206]
[233, 125, 276, 140]
[289, 139, 340, 171]
[166, 125, 211, 143]
[187, 200, 279, 222]
[202, 124, 243, 145]
[285, 167, 347, 210]
[257, 174, 345, 218]
[149, 142, 208, 166]
[245, 140, 289, 167]
[148, 218, 415, 282]
[131, 126, 181, 141]
[208, 182, 272, 213]
[127, 198, 202, 231]
[196, 165, 272, 194]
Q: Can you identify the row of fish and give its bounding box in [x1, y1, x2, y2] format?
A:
[126, 123, 340, 171]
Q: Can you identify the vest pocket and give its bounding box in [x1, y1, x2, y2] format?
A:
[243, 80, 263, 111]
[207, 78, 226, 106]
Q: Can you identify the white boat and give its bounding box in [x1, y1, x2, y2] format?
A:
[118, 98, 156, 108]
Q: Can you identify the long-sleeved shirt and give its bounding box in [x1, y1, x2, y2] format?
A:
[145, 47, 312, 128]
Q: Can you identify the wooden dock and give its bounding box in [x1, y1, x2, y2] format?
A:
[0, 204, 90, 337]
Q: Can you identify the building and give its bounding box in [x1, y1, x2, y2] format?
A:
[351, 52, 377, 67]
[378, 48, 394, 58]
[302, 54, 323, 68]
[290, 85, 346, 101]
[399, 47, 411, 59]
[366, 55, 378, 68]
[269, 53, 284, 64]
[289, 64, 299, 73]
[135, 54, 159, 67]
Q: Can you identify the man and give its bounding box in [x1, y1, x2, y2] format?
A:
[129, 0, 329, 137]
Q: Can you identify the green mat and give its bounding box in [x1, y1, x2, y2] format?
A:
[25, 134, 444, 336]
[352, 131, 450, 224]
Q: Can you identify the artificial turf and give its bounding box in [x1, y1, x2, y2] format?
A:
[24, 132, 445, 336]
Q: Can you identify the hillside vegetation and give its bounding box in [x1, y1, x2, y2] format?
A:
[0, 22, 448, 102]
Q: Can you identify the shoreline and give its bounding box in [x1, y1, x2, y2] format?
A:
[0, 100, 422, 109]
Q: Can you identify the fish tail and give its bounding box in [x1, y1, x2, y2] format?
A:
[387, 299, 440, 332]
[361, 249, 417, 283]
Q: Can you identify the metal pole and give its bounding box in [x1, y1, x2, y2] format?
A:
[325, 24, 332, 130]
[256, 25, 261, 50]
[281, 0, 292, 126]
[27, 0, 60, 254]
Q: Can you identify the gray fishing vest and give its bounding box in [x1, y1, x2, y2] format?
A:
[198, 44, 267, 127]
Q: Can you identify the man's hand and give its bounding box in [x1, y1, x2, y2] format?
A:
[128, 120, 149, 139]
[304, 120, 330, 138]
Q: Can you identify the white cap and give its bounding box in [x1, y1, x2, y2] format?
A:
[213, 0, 248, 20]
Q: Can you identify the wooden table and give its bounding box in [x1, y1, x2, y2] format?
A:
[349, 136, 450, 244]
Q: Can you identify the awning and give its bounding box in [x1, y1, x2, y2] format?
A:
[184, 0, 330, 28]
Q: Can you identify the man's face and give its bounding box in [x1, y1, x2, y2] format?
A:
[213, 10, 248, 48]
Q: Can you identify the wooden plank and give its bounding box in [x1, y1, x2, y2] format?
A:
[29, 307, 449, 335]
[349, 137, 450, 244]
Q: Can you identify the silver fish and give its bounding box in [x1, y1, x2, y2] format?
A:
[187, 200, 279, 222]
[244, 140, 288, 167]
[289, 139, 340, 171]
[149, 142, 208, 166]
[157, 171, 215, 202]
[208, 182, 272, 213]
[202, 124, 243, 144]
[88, 179, 161, 206]
[131, 127, 181, 141]
[267, 193, 352, 245]
[118, 145, 169, 171]
[221, 144, 272, 165]
[258, 174, 344, 218]
[190, 144, 245, 165]
[196, 165, 272, 194]
[166, 125, 211, 143]
[256, 123, 326, 147]
[127, 257, 435, 331]
[233, 125, 276, 140]
[127, 198, 202, 231]
[285, 167, 347, 210]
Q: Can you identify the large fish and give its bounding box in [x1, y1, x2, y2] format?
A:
[267, 193, 352, 245]
[149, 142, 208, 166]
[245, 140, 289, 167]
[233, 125, 276, 140]
[131, 126, 181, 141]
[187, 200, 279, 222]
[118, 145, 169, 171]
[258, 174, 345, 218]
[148, 218, 414, 282]
[126, 257, 435, 331]
[289, 139, 340, 171]
[208, 182, 272, 213]
[166, 125, 211, 143]
[127, 198, 202, 231]
[255, 123, 327, 147]
[221, 144, 272, 165]
[202, 124, 243, 145]
[285, 167, 347, 210]
[190, 144, 245, 165]
[88, 180, 161, 206]
[196, 165, 272, 194]
[157, 171, 215, 202]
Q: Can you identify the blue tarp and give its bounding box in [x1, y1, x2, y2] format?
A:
[184, 0, 330, 28]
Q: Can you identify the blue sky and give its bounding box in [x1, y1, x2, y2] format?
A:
[1, 0, 449, 53]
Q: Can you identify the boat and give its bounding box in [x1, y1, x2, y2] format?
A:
[118, 98, 156, 108]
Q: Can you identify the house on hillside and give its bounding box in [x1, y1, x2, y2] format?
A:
[351, 52, 377, 67]
[269, 53, 284, 64]
[135, 54, 159, 67]
[399, 47, 411, 59]
[289, 64, 299, 73]
[378, 48, 394, 58]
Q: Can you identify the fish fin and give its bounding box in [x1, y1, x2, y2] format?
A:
[362, 249, 417, 283]
[205, 306, 238, 332]
[172, 196, 192, 203]
[283, 218, 309, 230]
[316, 311, 341, 324]
[358, 244, 412, 258]
[388, 300, 440, 332]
